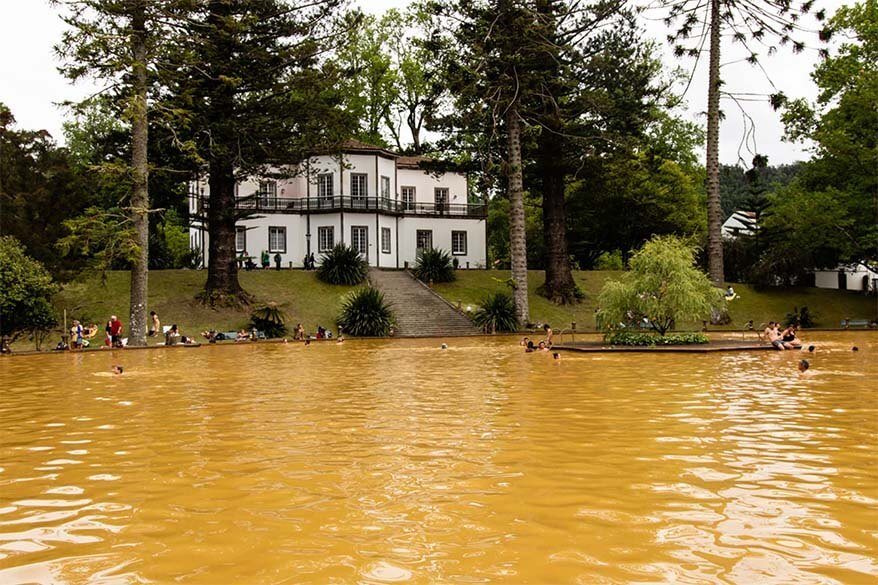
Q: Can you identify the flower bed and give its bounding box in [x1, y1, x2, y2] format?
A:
[604, 331, 709, 346]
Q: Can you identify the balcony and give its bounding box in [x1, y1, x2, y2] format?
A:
[195, 195, 487, 219]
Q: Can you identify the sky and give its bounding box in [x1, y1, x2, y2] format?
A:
[0, 0, 845, 166]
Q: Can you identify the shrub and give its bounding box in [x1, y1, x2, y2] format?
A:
[785, 306, 815, 328]
[413, 248, 456, 283]
[596, 236, 725, 335]
[473, 292, 519, 333]
[604, 331, 709, 346]
[249, 302, 288, 338]
[337, 287, 395, 337]
[317, 244, 368, 285]
[0, 236, 59, 347]
[595, 250, 624, 270]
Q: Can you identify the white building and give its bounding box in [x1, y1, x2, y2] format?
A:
[813, 263, 878, 293]
[721, 210, 758, 239]
[188, 140, 487, 269]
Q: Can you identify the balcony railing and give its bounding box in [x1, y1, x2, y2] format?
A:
[196, 195, 487, 218]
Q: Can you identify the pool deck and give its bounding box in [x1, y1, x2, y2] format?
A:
[554, 340, 776, 353]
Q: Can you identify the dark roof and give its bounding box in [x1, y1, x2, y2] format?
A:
[397, 155, 428, 169]
[337, 139, 399, 158]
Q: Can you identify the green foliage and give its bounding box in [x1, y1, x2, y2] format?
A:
[604, 331, 709, 346]
[595, 250, 624, 271]
[567, 151, 706, 269]
[596, 236, 726, 336]
[337, 287, 395, 337]
[775, 0, 878, 269]
[413, 248, 456, 283]
[316, 244, 369, 286]
[57, 206, 140, 277]
[0, 237, 60, 344]
[249, 302, 287, 338]
[472, 292, 519, 333]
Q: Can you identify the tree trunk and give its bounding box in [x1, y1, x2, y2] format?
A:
[506, 105, 529, 325]
[705, 0, 725, 285]
[127, 1, 149, 347]
[539, 130, 578, 304]
[203, 157, 248, 305]
[200, 0, 249, 307]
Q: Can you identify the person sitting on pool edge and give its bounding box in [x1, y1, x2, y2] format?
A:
[765, 322, 786, 350]
[780, 324, 802, 349]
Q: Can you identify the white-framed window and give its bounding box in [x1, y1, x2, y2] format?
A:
[258, 180, 277, 207]
[317, 173, 333, 200]
[351, 173, 368, 200]
[381, 175, 391, 198]
[452, 230, 467, 255]
[236, 226, 247, 253]
[381, 227, 391, 254]
[318, 226, 334, 252]
[351, 226, 368, 259]
[268, 226, 286, 253]
[434, 187, 449, 206]
[416, 229, 433, 251]
[401, 186, 415, 211]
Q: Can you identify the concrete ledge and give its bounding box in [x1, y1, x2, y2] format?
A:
[554, 341, 776, 353]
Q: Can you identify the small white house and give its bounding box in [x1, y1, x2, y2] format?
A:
[813, 263, 878, 292]
[188, 140, 487, 269]
[721, 210, 758, 239]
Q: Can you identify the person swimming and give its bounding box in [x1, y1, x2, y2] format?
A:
[798, 359, 810, 373]
[112, 365, 124, 375]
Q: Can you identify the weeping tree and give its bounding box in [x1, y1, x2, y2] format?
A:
[429, 0, 544, 325]
[167, 0, 354, 306]
[597, 236, 725, 335]
[660, 0, 826, 285]
[54, 0, 169, 346]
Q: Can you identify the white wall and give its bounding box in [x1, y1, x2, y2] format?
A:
[398, 217, 486, 269]
[814, 265, 878, 292]
[397, 168, 467, 204]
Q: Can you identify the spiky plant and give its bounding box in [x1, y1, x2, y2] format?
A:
[249, 302, 287, 338]
[317, 243, 368, 285]
[413, 248, 456, 283]
[337, 287, 395, 337]
[473, 292, 519, 333]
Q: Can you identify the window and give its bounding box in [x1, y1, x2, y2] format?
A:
[434, 187, 449, 206]
[401, 186, 415, 211]
[318, 226, 334, 252]
[258, 180, 277, 208]
[416, 229, 433, 251]
[381, 176, 391, 198]
[351, 226, 368, 258]
[381, 227, 391, 254]
[452, 230, 467, 255]
[268, 226, 286, 253]
[317, 173, 333, 200]
[236, 226, 247, 253]
[351, 173, 368, 201]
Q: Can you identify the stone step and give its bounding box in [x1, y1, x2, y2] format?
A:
[368, 269, 481, 337]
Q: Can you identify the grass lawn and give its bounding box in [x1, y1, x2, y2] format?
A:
[53, 269, 355, 345]
[432, 270, 878, 331]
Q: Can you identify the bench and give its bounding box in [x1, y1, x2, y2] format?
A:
[841, 319, 871, 328]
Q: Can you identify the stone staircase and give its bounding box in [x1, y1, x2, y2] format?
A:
[368, 269, 481, 337]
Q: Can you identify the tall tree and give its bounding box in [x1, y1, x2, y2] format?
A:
[529, 1, 662, 303]
[55, 0, 165, 346]
[661, 0, 825, 285]
[430, 0, 546, 324]
[167, 0, 353, 305]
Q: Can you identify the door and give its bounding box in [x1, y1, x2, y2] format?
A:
[351, 226, 368, 261]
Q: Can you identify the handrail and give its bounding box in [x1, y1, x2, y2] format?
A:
[195, 195, 487, 218]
